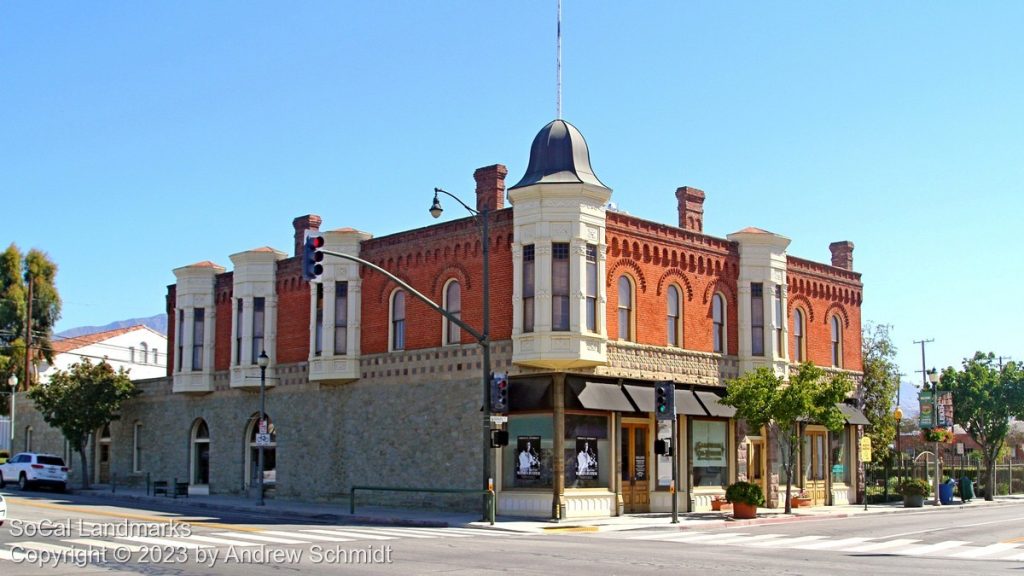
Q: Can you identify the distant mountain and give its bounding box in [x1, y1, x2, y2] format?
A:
[57, 314, 167, 338]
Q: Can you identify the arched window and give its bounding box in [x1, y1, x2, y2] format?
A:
[129, 347, 136, 363]
[140, 342, 149, 364]
[133, 421, 143, 473]
[24, 425, 33, 452]
[793, 309, 805, 362]
[444, 280, 461, 345]
[617, 276, 634, 341]
[667, 285, 681, 347]
[831, 316, 842, 367]
[190, 419, 210, 486]
[712, 293, 725, 353]
[246, 414, 277, 487]
[391, 290, 406, 351]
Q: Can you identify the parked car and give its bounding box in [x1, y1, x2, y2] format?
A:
[0, 452, 69, 492]
[0, 493, 7, 526]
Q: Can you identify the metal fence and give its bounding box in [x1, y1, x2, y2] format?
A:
[866, 454, 1024, 502]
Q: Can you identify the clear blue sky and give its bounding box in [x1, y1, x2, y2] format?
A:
[3, 2, 1021, 391]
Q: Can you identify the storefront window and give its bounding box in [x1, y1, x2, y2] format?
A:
[830, 429, 850, 484]
[565, 414, 609, 488]
[503, 415, 554, 489]
[691, 419, 728, 488]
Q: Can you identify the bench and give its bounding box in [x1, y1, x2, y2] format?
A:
[152, 480, 189, 498]
[152, 481, 169, 496]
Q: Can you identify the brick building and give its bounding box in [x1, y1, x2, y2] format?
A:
[15, 119, 867, 518]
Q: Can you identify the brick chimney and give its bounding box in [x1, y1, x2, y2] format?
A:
[675, 186, 705, 233]
[829, 241, 855, 270]
[293, 214, 323, 256]
[474, 164, 508, 213]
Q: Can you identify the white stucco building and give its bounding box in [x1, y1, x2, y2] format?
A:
[38, 325, 167, 383]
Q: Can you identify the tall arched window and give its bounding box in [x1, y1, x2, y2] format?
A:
[444, 280, 461, 345]
[667, 285, 681, 347]
[712, 293, 725, 353]
[391, 290, 406, 351]
[617, 276, 634, 341]
[190, 419, 210, 486]
[793, 309, 805, 362]
[830, 316, 842, 367]
[140, 342, 149, 364]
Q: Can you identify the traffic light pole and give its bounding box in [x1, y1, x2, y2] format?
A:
[321, 235, 495, 522]
[672, 412, 679, 524]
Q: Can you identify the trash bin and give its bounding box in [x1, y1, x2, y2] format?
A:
[940, 480, 955, 505]
[959, 476, 974, 503]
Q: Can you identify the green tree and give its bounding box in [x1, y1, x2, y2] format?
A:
[941, 352, 1024, 501]
[28, 359, 139, 489]
[722, 362, 853, 513]
[0, 244, 62, 396]
[860, 323, 901, 464]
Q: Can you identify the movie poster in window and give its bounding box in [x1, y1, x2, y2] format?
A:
[516, 436, 541, 479]
[575, 436, 598, 479]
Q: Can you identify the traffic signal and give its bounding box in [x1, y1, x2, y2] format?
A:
[302, 231, 325, 282]
[490, 372, 509, 414]
[655, 381, 675, 421]
[490, 429, 509, 448]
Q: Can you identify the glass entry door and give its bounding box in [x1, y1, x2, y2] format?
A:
[802, 429, 827, 506]
[620, 424, 649, 513]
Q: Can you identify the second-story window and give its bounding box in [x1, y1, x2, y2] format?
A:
[552, 243, 570, 331]
[831, 316, 842, 367]
[793, 308, 805, 362]
[314, 284, 324, 356]
[444, 280, 461, 345]
[251, 297, 265, 364]
[192, 308, 205, 371]
[177, 309, 184, 371]
[235, 299, 243, 365]
[585, 244, 597, 332]
[667, 285, 681, 347]
[522, 244, 535, 333]
[774, 286, 783, 355]
[751, 283, 764, 356]
[392, 290, 406, 351]
[617, 276, 633, 341]
[712, 293, 725, 353]
[334, 282, 348, 355]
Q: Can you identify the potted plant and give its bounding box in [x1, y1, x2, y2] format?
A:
[726, 481, 765, 519]
[921, 428, 955, 443]
[900, 479, 931, 508]
[711, 495, 732, 512]
[790, 488, 813, 508]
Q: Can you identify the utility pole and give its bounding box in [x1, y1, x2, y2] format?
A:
[996, 356, 1013, 371]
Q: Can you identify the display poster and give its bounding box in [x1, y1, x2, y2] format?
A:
[516, 436, 541, 479]
[657, 420, 672, 487]
[575, 436, 598, 479]
[692, 420, 727, 467]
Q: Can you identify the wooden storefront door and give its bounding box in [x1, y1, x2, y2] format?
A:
[621, 424, 650, 513]
[747, 437, 767, 500]
[802, 429, 828, 506]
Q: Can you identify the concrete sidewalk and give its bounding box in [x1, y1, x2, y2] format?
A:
[37, 486, 1024, 534]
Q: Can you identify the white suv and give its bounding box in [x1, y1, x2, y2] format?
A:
[0, 452, 69, 492]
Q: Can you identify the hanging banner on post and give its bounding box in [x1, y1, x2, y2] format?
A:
[918, 390, 934, 429]
[936, 392, 954, 427]
[859, 437, 872, 462]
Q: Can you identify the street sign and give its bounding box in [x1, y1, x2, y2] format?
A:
[255, 433, 272, 446]
[859, 437, 872, 462]
[259, 419, 268, 434]
[489, 415, 508, 424]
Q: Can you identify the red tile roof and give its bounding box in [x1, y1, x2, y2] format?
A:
[51, 325, 153, 355]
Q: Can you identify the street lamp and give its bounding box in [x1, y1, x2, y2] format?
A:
[894, 404, 904, 487]
[430, 187, 492, 521]
[927, 367, 941, 506]
[7, 374, 16, 443]
[256, 350, 270, 506]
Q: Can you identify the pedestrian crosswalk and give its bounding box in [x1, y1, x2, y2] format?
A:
[607, 530, 1024, 561]
[0, 524, 518, 564]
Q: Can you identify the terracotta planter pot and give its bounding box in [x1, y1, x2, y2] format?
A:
[791, 497, 812, 508]
[711, 499, 732, 512]
[733, 502, 757, 519]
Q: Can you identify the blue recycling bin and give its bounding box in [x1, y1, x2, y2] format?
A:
[939, 480, 955, 504]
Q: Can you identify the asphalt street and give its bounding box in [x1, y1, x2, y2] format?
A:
[3, 489, 1024, 575]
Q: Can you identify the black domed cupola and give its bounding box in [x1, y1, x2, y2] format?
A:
[510, 119, 609, 190]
